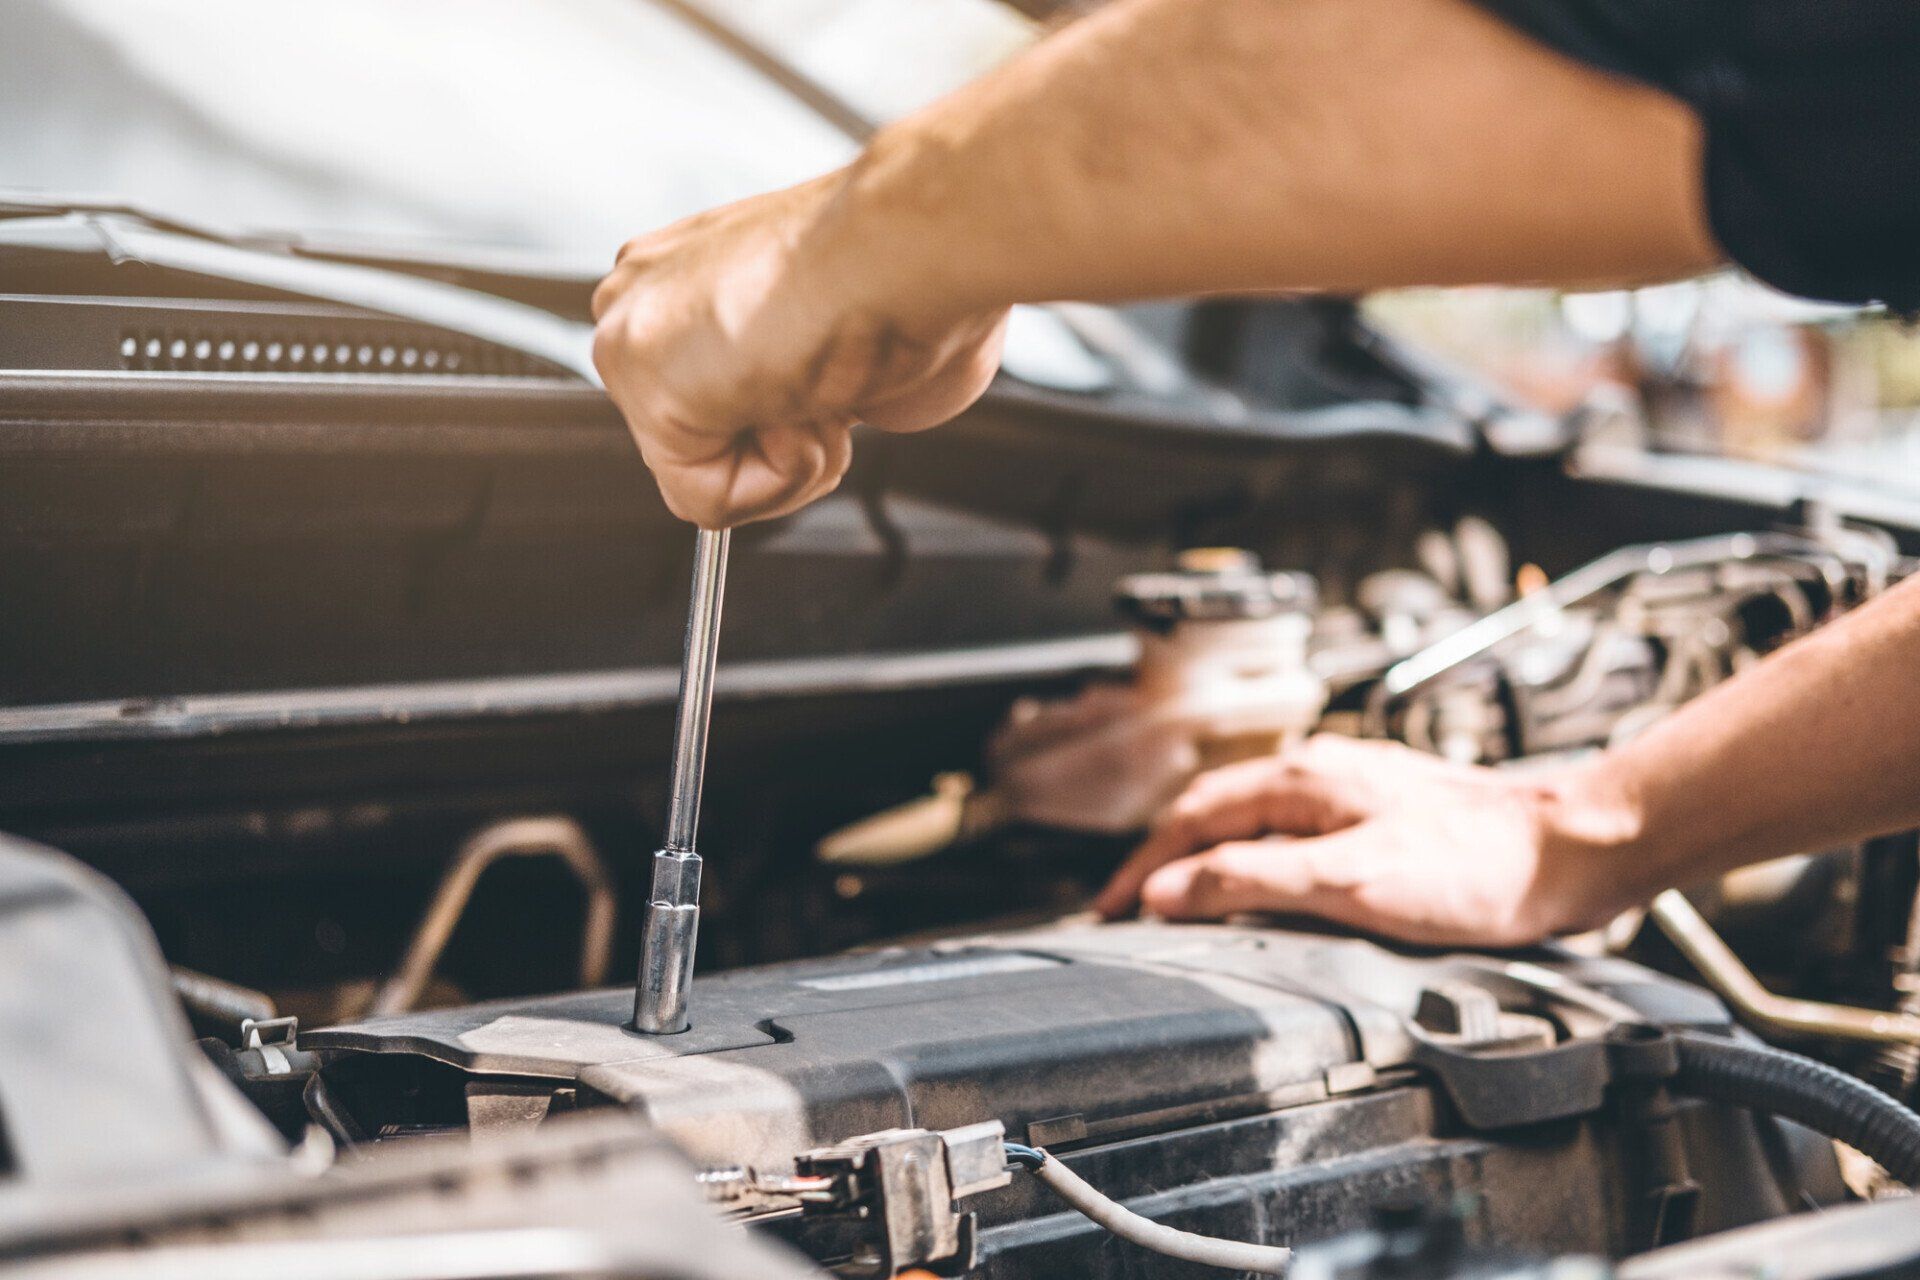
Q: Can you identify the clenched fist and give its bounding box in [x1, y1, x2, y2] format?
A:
[591, 174, 1009, 528]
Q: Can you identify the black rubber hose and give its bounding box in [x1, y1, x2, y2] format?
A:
[1673, 1031, 1920, 1184]
[171, 965, 277, 1042]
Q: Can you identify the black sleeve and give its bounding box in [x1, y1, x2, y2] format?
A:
[1470, 0, 1920, 313]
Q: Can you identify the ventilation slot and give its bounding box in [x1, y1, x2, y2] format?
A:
[116, 324, 565, 378]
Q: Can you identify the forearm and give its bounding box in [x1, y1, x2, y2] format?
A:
[816, 0, 1718, 323]
[1566, 573, 1920, 910]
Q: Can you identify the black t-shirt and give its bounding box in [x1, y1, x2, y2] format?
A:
[1472, 0, 1920, 311]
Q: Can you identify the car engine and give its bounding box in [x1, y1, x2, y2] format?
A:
[8, 512, 1920, 1280]
[9, 0, 1920, 1267]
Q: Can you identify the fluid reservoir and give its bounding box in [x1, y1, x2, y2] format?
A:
[1116, 549, 1328, 770]
[817, 551, 1329, 863]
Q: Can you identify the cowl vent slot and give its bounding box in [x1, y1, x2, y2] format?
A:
[0, 294, 575, 380]
[118, 325, 554, 377]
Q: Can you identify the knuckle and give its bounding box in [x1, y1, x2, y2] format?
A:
[590, 317, 626, 377]
[1186, 863, 1241, 916]
[590, 277, 619, 324]
[1204, 846, 1261, 889]
[1190, 863, 1229, 897]
[812, 463, 848, 501]
[1273, 758, 1316, 788]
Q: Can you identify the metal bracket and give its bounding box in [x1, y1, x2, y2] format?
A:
[239, 1014, 301, 1076]
[1402, 972, 1644, 1131]
[790, 1122, 1010, 1276]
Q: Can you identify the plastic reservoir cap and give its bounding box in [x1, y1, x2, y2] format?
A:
[1177, 547, 1262, 575]
[1116, 549, 1317, 630]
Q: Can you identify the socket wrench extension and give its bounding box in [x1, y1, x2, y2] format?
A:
[632, 527, 730, 1034]
[171, 208, 736, 1034]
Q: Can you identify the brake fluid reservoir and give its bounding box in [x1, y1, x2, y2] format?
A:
[1118, 549, 1328, 769]
[981, 549, 1328, 836]
[818, 551, 1330, 861]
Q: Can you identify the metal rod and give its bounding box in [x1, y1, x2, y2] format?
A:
[632, 527, 730, 1035]
[664, 529, 729, 852]
[1650, 889, 1920, 1047]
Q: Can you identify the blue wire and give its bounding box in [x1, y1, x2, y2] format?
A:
[1004, 1142, 1048, 1170]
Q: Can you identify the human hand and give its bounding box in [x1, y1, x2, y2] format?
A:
[1092, 736, 1646, 948]
[591, 174, 1008, 528]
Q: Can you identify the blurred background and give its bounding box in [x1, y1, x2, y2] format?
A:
[1, 0, 1031, 269]
[1367, 282, 1920, 499]
[10, 0, 1917, 494]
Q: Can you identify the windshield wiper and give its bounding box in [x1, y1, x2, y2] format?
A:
[0, 189, 277, 246]
[0, 189, 602, 298]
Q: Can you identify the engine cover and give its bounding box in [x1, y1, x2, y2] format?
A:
[308, 920, 1841, 1275]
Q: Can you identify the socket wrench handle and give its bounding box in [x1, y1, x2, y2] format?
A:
[632, 526, 730, 1034]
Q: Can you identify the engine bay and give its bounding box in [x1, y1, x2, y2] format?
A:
[9, 512, 1920, 1280]
[10, 5, 1920, 1272]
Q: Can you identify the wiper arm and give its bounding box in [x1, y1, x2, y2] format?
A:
[0, 188, 273, 249]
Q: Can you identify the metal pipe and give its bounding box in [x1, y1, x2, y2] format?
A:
[1381, 532, 1827, 700]
[1650, 889, 1920, 1047]
[366, 815, 618, 1018]
[632, 528, 731, 1035]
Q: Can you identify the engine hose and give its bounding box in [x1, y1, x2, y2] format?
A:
[171, 965, 277, 1041]
[1672, 1031, 1920, 1184]
[1005, 1143, 1292, 1274]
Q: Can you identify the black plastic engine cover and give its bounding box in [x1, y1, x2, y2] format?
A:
[309, 920, 1838, 1273]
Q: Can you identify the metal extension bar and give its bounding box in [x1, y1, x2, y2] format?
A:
[632, 527, 731, 1034]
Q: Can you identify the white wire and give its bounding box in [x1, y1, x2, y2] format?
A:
[1024, 1150, 1293, 1275]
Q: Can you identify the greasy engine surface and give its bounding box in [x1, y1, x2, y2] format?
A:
[310, 919, 1841, 1274]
